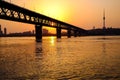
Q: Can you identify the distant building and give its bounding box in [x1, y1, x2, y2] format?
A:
[0, 25, 2, 35]
[0, 25, 3, 36]
[22, 31, 32, 35]
[32, 30, 35, 34]
[42, 29, 48, 34]
[93, 26, 95, 30]
[103, 9, 106, 29]
[4, 27, 7, 35]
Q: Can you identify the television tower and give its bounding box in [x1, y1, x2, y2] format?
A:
[103, 9, 106, 29]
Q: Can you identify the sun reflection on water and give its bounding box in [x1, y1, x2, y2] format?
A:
[49, 36, 56, 46]
[0, 36, 120, 79]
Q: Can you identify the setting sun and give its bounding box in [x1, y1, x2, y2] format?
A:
[35, 1, 69, 33]
[0, 1, 120, 79]
[1, 0, 120, 33]
[36, 1, 67, 21]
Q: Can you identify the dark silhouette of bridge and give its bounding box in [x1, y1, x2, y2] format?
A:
[0, 0, 86, 42]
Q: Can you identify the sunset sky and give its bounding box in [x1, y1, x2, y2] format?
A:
[0, 0, 120, 33]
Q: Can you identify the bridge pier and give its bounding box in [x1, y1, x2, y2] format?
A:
[35, 25, 42, 42]
[0, 1, 86, 41]
[78, 31, 81, 36]
[57, 27, 61, 38]
[67, 29, 71, 38]
[74, 30, 77, 37]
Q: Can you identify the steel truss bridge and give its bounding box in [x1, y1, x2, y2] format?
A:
[0, 0, 87, 42]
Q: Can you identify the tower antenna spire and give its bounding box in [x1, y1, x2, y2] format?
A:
[103, 9, 106, 29]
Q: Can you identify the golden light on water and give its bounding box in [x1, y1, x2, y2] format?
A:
[0, 36, 120, 79]
[49, 36, 56, 46]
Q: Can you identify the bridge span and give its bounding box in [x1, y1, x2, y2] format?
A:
[0, 0, 87, 42]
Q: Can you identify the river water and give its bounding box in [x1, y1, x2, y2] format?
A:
[0, 36, 120, 80]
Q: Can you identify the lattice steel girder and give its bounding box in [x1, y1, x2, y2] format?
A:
[0, 0, 86, 32]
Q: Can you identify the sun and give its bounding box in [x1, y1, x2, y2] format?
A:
[35, 1, 69, 33]
[46, 5, 65, 20]
[37, 2, 67, 21]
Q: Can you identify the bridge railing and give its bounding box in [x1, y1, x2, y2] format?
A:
[0, 0, 86, 31]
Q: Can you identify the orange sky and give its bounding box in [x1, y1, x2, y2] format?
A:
[0, 0, 120, 33]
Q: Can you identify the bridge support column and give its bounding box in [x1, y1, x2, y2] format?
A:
[67, 29, 71, 38]
[35, 25, 42, 42]
[57, 27, 61, 38]
[78, 31, 81, 36]
[74, 30, 77, 37]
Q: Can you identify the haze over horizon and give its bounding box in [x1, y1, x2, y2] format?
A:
[0, 0, 120, 33]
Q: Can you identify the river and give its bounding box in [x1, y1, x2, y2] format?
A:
[0, 36, 120, 80]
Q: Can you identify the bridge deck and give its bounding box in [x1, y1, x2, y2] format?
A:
[0, 0, 86, 31]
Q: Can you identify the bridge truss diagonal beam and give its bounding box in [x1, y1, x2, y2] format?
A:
[0, 0, 86, 32]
